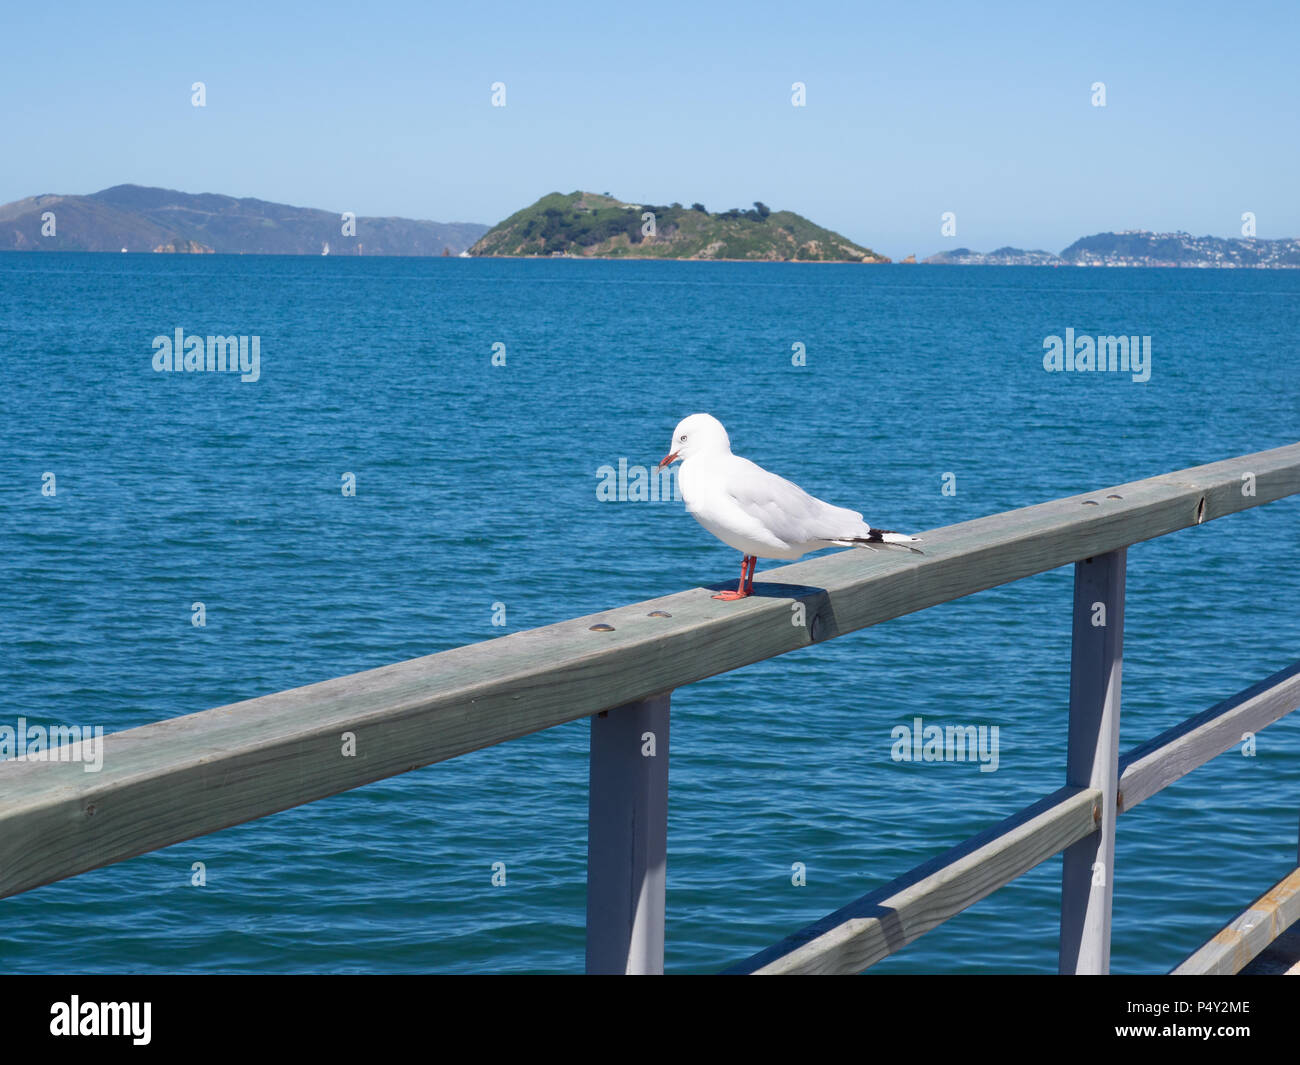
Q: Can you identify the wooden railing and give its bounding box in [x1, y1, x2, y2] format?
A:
[2, 443, 1299, 974]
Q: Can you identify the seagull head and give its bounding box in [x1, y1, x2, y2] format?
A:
[658, 413, 731, 469]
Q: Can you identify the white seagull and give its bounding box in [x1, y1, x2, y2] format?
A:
[658, 413, 922, 600]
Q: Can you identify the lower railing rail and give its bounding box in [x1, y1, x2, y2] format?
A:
[728, 652, 1300, 975]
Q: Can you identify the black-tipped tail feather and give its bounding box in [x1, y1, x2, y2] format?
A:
[838, 528, 924, 554]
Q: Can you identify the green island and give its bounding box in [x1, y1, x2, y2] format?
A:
[469, 191, 888, 262]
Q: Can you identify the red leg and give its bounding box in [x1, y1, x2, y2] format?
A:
[713, 555, 756, 600]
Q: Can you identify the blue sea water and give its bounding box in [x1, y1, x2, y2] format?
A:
[0, 252, 1297, 974]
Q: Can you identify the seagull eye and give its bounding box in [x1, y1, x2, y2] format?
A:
[679, 434, 687, 442]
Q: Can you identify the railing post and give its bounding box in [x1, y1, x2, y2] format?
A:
[586, 693, 670, 974]
[1059, 549, 1125, 974]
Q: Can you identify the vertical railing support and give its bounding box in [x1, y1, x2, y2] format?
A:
[586, 693, 670, 974]
[1059, 549, 1125, 973]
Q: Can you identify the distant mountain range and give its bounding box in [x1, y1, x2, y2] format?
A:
[0, 185, 488, 255]
[469, 191, 888, 262]
[924, 231, 1300, 268]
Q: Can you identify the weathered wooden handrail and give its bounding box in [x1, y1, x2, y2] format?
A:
[2, 441, 1298, 973]
[1174, 867, 1300, 975]
[1119, 660, 1300, 812]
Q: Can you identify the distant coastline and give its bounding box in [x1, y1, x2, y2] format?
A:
[3, 183, 1298, 267]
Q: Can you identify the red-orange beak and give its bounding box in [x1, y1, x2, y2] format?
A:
[658, 452, 679, 471]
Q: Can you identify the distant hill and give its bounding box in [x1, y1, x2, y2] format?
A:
[923, 232, 1300, 268]
[0, 185, 488, 255]
[1059, 231, 1300, 267]
[470, 192, 888, 262]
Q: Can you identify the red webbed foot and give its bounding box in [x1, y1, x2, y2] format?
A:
[712, 555, 757, 600]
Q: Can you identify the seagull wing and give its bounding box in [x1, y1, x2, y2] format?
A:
[721, 455, 869, 549]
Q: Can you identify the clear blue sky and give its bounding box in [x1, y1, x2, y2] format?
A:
[5, 0, 1298, 258]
